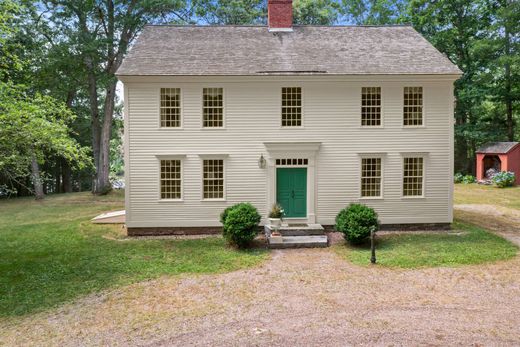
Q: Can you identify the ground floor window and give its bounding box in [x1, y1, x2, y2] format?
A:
[160, 159, 181, 199]
[203, 159, 224, 199]
[403, 157, 424, 196]
[361, 158, 382, 197]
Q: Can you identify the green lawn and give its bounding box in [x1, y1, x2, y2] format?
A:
[334, 220, 517, 268]
[0, 192, 268, 318]
[454, 183, 520, 209]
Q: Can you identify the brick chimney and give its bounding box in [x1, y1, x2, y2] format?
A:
[268, 0, 293, 32]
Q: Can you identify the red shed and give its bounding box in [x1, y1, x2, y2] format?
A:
[476, 142, 520, 184]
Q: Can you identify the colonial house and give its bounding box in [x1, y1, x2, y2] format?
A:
[116, 0, 461, 236]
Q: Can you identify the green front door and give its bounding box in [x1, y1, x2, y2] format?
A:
[276, 168, 307, 218]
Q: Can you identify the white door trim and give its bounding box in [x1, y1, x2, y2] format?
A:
[263, 142, 321, 224]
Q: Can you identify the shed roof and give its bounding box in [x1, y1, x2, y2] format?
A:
[116, 25, 462, 76]
[476, 142, 520, 154]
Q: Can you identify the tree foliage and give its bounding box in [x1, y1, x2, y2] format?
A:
[0, 82, 91, 196]
[0, 0, 518, 199]
[406, 0, 519, 172]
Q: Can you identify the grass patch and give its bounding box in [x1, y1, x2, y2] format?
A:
[334, 220, 517, 268]
[0, 192, 268, 318]
[454, 184, 520, 209]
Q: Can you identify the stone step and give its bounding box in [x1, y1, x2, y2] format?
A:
[264, 223, 325, 236]
[268, 235, 329, 249]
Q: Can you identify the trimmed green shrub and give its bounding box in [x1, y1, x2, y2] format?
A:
[492, 171, 515, 188]
[454, 173, 464, 184]
[220, 205, 234, 225]
[462, 174, 476, 184]
[335, 203, 379, 244]
[222, 203, 261, 248]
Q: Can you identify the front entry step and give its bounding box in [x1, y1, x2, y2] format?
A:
[268, 235, 329, 249]
[264, 223, 325, 236]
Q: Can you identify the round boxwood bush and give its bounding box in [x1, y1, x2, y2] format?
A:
[222, 203, 261, 248]
[335, 203, 379, 244]
[492, 171, 515, 188]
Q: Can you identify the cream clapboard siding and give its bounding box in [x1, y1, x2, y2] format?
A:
[122, 76, 455, 227]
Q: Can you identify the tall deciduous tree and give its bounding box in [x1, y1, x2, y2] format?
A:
[39, 0, 188, 194]
[293, 0, 340, 25]
[0, 83, 90, 199]
[193, 0, 340, 25]
[406, 0, 491, 173]
[339, 0, 406, 24]
[193, 0, 265, 24]
[482, 0, 519, 141]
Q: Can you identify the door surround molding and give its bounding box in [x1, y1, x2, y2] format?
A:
[264, 142, 321, 224]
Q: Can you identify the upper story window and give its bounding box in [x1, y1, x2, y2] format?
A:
[361, 87, 381, 126]
[361, 157, 382, 197]
[282, 87, 302, 127]
[160, 159, 181, 199]
[203, 88, 224, 127]
[160, 88, 181, 127]
[403, 87, 423, 126]
[203, 159, 224, 199]
[403, 157, 424, 196]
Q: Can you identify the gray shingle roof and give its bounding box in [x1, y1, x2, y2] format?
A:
[116, 25, 462, 76]
[476, 142, 520, 154]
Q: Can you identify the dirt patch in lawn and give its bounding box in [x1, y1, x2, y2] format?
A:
[2, 246, 520, 346]
[455, 205, 520, 247]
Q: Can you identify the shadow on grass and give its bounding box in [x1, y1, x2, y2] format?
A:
[0, 193, 268, 318]
[333, 221, 518, 269]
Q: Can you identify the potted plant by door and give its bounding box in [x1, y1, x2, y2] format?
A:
[268, 203, 284, 227]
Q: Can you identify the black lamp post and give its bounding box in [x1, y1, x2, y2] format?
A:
[370, 229, 376, 264]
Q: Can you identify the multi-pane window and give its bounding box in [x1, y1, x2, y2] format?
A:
[203, 88, 224, 127]
[361, 158, 382, 197]
[361, 87, 381, 126]
[160, 88, 181, 127]
[275, 158, 308, 166]
[160, 160, 181, 199]
[203, 159, 224, 199]
[403, 157, 424, 196]
[403, 87, 423, 126]
[282, 87, 302, 127]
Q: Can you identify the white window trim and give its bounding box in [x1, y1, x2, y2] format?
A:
[402, 85, 426, 128]
[280, 86, 304, 128]
[360, 86, 384, 128]
[158, 87, 183, 130]
[400, 152, 428, 199]
[357, 153, 386, 200]
[198, 154, 228, 201]
[201, 87, 226, 129]
[155, 155, 186, 202]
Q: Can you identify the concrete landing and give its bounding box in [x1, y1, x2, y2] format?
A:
[92, 210, 126, 224]
[268, 235, 329, 249]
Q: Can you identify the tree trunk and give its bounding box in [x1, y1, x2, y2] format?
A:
[55, 159, 62, 193]
[504, 21, 514, 141]
[61, 159, 73, 193]
[86, 65, 102, 193]
[94, 81, 117, 195]
[31, 153, 44, 200]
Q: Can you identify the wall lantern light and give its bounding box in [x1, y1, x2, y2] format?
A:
[258, 154, 267, 169]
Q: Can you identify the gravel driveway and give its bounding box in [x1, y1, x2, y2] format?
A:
[2, 241, 520, 346]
